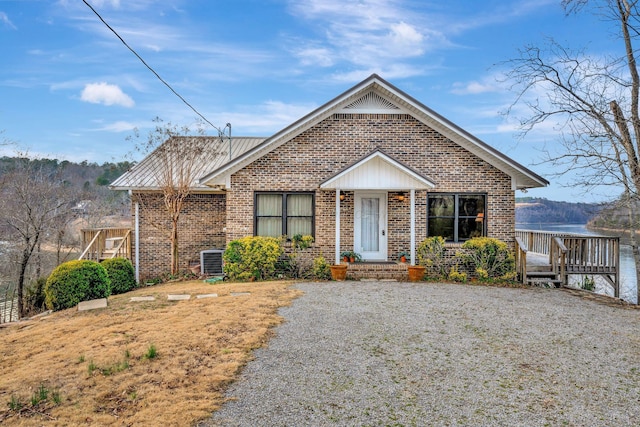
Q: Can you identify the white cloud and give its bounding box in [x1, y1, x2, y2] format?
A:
[80, 82, 135, 107]
[389, 21, 423, 52]
[95, 121, 137, 132]
[332, 63, 427, 83]
[0, 12, 17, 30]
[89, 0, 121, 8]
[287, 0, 443, 76]
[219, 101, 319, 133]
[296, 47, 335, 67]
[451, 80, 500, 95]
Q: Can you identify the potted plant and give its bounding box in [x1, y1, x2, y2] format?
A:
[407, 265, 426, 282]
[341, 250, 362, 262]
[398, 251, 409, 263]
[330, 264, 347, 281]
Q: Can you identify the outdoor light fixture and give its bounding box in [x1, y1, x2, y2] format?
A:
[340, 191, 346, 201]
[395, 193, 405, 201]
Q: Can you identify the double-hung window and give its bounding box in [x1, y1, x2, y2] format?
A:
[427, 193, 486, 242]
[255, 192, 314, 238]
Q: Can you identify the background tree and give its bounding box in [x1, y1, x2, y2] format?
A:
[0, 156, 75, 318]
[502, 0, 640, 302]
[127, 118, 221, 275]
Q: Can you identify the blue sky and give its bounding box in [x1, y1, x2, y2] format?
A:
[0, 0, 616, 202]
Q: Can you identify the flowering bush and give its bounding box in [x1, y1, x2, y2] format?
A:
[417, 236, 447, 278]
[460, 237, 515, 281]
[223, 236, 284, 281]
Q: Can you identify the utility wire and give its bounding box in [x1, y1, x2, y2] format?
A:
[81, 0, 224, 134]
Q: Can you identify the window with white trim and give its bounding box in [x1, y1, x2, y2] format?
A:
[255, 192, 314, 238]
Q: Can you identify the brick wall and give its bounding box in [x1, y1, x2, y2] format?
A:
[131, 193, 226, 280]
[226, 114, 515, 261]
[128, 113, 517, 277]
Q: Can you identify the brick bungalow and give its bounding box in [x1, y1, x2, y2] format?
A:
[111, 74, 548, 280]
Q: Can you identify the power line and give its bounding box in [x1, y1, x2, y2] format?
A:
[81, 0, 225, 134]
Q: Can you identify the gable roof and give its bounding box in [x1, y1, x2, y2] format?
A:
[198, 74, 548, 190]
[110, 136, 265, 191]
[320, 149, 436, 190]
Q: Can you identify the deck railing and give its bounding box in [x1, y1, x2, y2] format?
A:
[80, 228, 132, 261]
[515, 229, 619, 296]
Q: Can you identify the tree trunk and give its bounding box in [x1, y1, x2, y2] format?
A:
[36, 241, 41, 278]
[17, 248, 29, 318]
[171, 219, 179, 275]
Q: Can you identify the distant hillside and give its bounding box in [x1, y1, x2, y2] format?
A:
[588, 199, 640, 231]
[515, 197, 602, 224]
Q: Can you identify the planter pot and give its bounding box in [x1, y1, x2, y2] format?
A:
[400, 256, 407, 263]
[407, 265, 426, 282]
[349, 256, 356, 263]
[330, 264, 348, 281]
[343, 256, 349, 263]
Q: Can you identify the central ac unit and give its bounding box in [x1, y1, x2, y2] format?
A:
[200, 249, 224, 275]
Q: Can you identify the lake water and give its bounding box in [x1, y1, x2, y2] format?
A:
[517, 223, 637, 304]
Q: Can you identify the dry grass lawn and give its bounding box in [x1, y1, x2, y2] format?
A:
[0, 280, 301, 426]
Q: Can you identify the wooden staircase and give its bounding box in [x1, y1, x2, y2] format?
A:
[79, 228, 132, 262]
[525, 263, 562, 287]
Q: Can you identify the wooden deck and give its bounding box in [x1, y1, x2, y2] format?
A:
[79, 228, 132, 262]
[515, 229, 620, 297]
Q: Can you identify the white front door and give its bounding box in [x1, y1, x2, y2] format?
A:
[354, 192, 387, 261]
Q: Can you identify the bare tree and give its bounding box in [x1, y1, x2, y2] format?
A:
[502, 0, 640, 302]
[0, 156, 75, 318]
[128, 118, 221, 275]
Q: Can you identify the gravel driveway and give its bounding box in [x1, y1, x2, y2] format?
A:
[204, 282, 640, 426]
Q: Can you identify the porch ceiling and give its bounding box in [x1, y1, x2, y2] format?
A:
[320, 149, 435, 190]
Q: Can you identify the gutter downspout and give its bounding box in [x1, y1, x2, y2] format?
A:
[132, 190, 140, 284]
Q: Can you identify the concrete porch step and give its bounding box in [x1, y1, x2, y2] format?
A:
[346, 262, 409, 281]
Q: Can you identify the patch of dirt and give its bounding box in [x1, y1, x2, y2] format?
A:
[0, 280, 301, 426]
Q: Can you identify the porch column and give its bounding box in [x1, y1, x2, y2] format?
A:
[410, 189, 416, 266]
[335, 189, 341, 265]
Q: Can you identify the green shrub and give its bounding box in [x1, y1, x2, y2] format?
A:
[447, 266, 467, 283]
[417, 236, 447, 278]
[581, 276, 595, 291]
[101, 258, 136, 294]
[312, 256, 331, 280]
[45, 260, 111, 311]
[460, 237, 515, 281]
[223, 236, 284, 281]
[292, 234, 314, 250]
[24, 277, 48, 315]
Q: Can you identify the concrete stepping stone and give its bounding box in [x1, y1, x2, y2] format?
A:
[168, 294, 191, 301]
[78, 298, 107, 311]
[231, 292, 250, 296]
[196, 293, 218, 299]
[130, 296, 155, 302]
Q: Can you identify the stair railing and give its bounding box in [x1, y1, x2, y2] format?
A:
[550, 237, 567, 286]
[79, 230, 103, 261]
[109, 230, 132, 259]
[515, 236, 528, 284]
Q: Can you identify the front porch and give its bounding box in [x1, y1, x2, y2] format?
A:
[320, 149, 437, 268]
